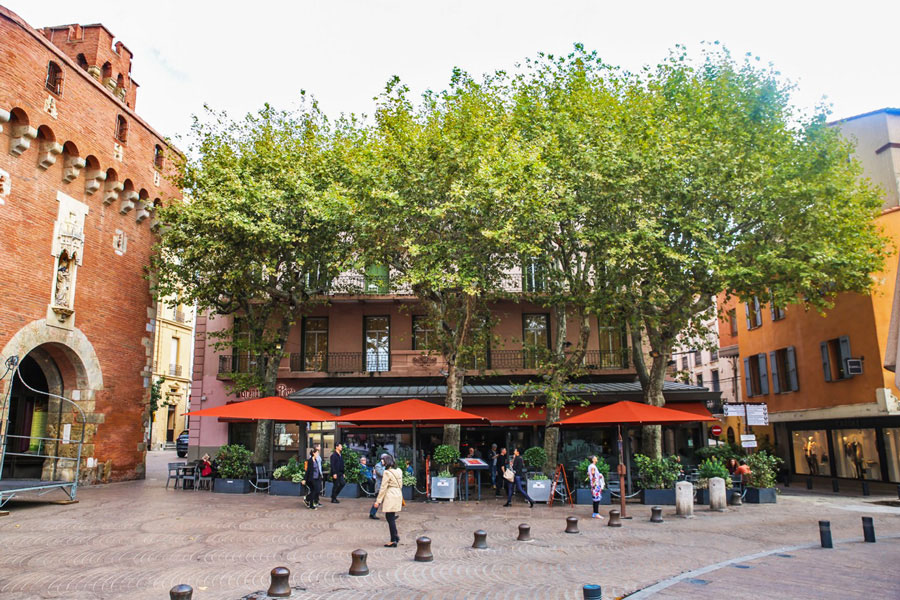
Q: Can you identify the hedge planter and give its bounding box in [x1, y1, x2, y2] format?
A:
[575, 488, 611, 505]
[402, 486, 413, 501]
[696, 488, 709, 505]
[214, 478, 251, 494]
[324, 482, 360, 498]
[430, 476, 457, 500]
[269, 480, 303, 496]
[527, 479, 552, 503]
[744, 487, 777, 503]
[641, 488, 676, 505]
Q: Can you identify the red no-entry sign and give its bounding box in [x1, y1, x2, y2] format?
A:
[711, 425, 723, 437]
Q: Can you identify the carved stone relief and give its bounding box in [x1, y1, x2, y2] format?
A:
[0, 168, 10, 205]
[0, 109, 9, 133]
[44, 94, 58, 119]
[153, 170, 160, 187]
[113, 229, 127, 255]
[47, 192, 89, 330]
[113, 143, 123, 162]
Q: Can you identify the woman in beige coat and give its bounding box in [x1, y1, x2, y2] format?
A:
[373, 454, 403, 547]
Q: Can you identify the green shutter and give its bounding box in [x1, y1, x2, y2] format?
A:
[364, 265, 389, 294]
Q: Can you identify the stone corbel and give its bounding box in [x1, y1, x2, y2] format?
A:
[103, 77, 116, 92]
[38, 141, 63, 169]
[0, 109, 9, 134]
[103, 180, 123, 205]
[84, 169, 107, 195]
[115, 87, 127, 102]
[87, 65, 101, 80]
[62, 156, 86, 183]
[120, 190, 138, 214]
[135, 201, 151, 224]
[9, 124, 37, 156]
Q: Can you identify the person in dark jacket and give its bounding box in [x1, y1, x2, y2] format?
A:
[302, 448, 323, 509]
[330, 443, 346, 503]
[504, 447, 534, 508]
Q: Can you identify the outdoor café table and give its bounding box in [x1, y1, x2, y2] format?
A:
[177, 464, 197, 490]
[458, 458, 489, 501]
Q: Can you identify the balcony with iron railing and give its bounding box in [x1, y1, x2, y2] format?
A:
[308, 268, 539, 297]
[169, 364, 182, 377]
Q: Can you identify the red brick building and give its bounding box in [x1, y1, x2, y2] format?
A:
[0, 6, 180, 483]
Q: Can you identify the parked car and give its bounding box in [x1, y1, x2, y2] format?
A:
[176, 430, 189, 457]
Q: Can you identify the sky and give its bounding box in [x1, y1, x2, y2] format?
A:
[6, 1, 899, 142]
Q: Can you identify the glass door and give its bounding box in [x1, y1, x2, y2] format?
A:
[364, 316, 390, 372]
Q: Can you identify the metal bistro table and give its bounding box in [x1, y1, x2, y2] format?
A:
[177, 464, 197, 490]
[458, 458, 489, 501]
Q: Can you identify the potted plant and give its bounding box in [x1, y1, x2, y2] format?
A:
[574, 457, 611, 505]
[270, 457, 305, 496]
[523, 446, 550, 502]
[213, 444, 253, 494]
[430, 444, 459, 500]
[324, 449, 362, 499]
[744, 451, 782, 503]
[695, 457, 731, 504]
[402, 470, 416, 500]
[634, 454, 683, 505]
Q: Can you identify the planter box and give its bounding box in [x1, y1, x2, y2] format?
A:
[430, 476, 457, 500]
[213, 478, 251, 494]
[575, 488, 611, 505]
[527, 479, 552, 503]
[744, 487, 777, 504]
[323, 482, 360, 498]
[269, 480, 303, 496]
[641, 488, 676, 505]
[402, 486, 413, 501]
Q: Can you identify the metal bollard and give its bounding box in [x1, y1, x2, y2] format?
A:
[862, 517, 876, 543]
[806, 477, 813, 490]
[608, 509, 622, 527]
[650, 506, 663, 523]
[729, 491, 742, 506]
[267, 567, 291, 597]
[472, 530, 488, 549]
[819, 520, 833, 549]
[517, 523, 533, 541]
[349, 549, 369, 576]
[832, 479, 839, 493]
[565, 516, 579, 534]
[862, 481, 870, 496]
[414, 536, 433, 562]
[583, 584, 602, 599]
[169, 585, 193, 600]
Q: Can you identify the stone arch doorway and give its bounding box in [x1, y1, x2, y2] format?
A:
[4, 354, 53, 477]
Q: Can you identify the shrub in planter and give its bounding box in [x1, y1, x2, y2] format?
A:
[270, 457, 305, 496]
[523, 446, 547, 472]
[432, 445, 460, 470]
[634, 454, 682, 505]
[214, 444, 252, 494]
[744, 451, 782, 503]
[402, 470, 416, 500]
[527, 472, 551, 502]
[695, 457, 732, 503]
[431, 445, 459, 500]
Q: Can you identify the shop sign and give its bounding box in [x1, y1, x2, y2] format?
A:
[741, 434, 756, 441]
[741, 439, 758, 448]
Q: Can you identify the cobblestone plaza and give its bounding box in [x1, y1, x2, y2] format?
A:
[0, 452, 898, 599]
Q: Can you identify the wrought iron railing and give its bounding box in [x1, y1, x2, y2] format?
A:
[218, 354, 266, 376]
[168, 364, 182, 377]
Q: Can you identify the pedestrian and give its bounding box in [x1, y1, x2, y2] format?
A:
[735, 459, 751, 483]
[587, 455, 605, 519]
[369, 453, 388, 520]
[495, 447, 508, 496]
[504, 447, 534, 508]
[726, 458, 739, 475]
[373, 454, 403, 547]
[330, 443, 345, 503]
[488, 443, 499, 489]
[301, 448, 323, 510]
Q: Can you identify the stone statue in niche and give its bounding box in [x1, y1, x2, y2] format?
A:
[55, 252, 73, 308]
[0, 169, 9, 204]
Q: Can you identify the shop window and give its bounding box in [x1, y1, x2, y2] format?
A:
[770, 346, 799, 393]
[308, 421, 336, 460]
[745, 296, 762, 330]
[820, 336, 851, 382]
[884, 428, 900, 483]
[302, 317, 328, 371]
[743, 353, 768, 397]
[45, 61, 63, 95]
[522, 313, 549, 368]
[273, 423, 300, 452]
[832, 428, 880, 480]
[791, 430, 829, 476]
[412, 315, 434, 351]
[228, 422, 255, 449]
[115, 115, 128, 143]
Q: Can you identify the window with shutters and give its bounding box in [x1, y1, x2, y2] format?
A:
[728, 309, 738, 336]
[770, 303, 786, 321]
[745, 297, 762, 330]
[711, 370, 720, 392]
[743, 353, 769, 397]
[696, 373, 704, 388]
[45, 61, 63, 95]
[769, 346, 799, 393]
[820, 336, 852, 382]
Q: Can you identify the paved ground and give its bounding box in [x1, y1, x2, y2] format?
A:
[0, 451, 898, 600]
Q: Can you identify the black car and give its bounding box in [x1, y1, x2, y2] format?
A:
[176, 430, 189, 457]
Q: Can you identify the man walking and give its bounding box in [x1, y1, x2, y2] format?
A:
[330, 443, 346, 503]
[369, 454, 387, 520]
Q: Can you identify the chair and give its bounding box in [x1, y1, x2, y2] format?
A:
[251, 465, 270, 492]
[180, 463, 197, 490]
[166, 462, 186, 489]
[197, 466, 213, 491]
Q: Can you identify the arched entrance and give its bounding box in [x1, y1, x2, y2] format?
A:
[3, 354, 53, 478]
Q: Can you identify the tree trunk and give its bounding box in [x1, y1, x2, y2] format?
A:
[641, 350, 669, 459]
[442, 359, 465, 449]
[251, 317, 291, 464]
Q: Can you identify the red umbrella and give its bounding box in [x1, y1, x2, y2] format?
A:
[556, 400, 719, 518]
[183, 395, 335, 422]
[343, 398, 487, 481]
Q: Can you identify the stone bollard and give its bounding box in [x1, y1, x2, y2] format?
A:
[414, 536, 433, 562]
[349, 549, 369, 576]
[472, 530, 488, 549]
[607, 509, 622, 527]
[806, 477, 813, 490]
[583, 584, 602, 599]
[267, 567, 291, 598]
[708, 477, 727, 512]
[169, 585, 192, 600]
[517, 523, 533, 541]
[650, 506, 663, 523]
[862, 481, 870, 496]
[675, 481, 694, 518]
[819, 521, 833, 549]
[565, 516, 579, 534]
[729, 490, 742, 506]
[832, 479, 840, 493]
[862, 517, 876, 543]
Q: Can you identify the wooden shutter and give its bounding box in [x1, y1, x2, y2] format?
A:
[753, 297, 763, 328]
[757, 353, 769, 395]
[744, 357, 753, 398]
[839, 335, 852, 379]
[786, 346, 799, 391]
[745, 303, 752, 330]
[769, 351, 780, 394]
[820, 342, 832, 382]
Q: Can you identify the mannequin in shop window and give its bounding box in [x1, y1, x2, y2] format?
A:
[844, 439, 865, 479]
[804, 436, 819, 475]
